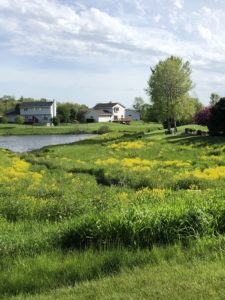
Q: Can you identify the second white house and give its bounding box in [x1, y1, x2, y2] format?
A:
[85, 102, 126, 123]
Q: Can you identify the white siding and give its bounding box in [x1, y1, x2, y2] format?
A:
[19, 103, 56, 124]
[20, 107, 52, 116]
[98, 116, 111, 122]
[112, 104, 125, 120]
[85, 110, 99, 122]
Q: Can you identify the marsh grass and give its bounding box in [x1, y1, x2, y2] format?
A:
[1, 124, 225, 298]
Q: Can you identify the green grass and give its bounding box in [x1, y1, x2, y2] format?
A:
[0, 121, 162, 135]
[8, 260, 225, 300]
[1, 123, 225, 298]
[4, 236, 225, 299]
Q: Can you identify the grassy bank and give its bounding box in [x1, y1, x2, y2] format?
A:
[0, 122, 162, 135]
[1, 124, 225, 298]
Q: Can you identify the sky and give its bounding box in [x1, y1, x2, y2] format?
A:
[0, 0, 225, 107]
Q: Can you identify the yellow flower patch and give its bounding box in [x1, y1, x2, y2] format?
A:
[108, 141, 149, 150]
[96, 157, 191, 172]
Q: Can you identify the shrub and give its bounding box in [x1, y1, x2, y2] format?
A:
[0, 116, 8, 124]
[97, 125, 111, 135]
[15, 115, 25, 125]
[52, 116, 60, 126]
[194, 107, 211, 126]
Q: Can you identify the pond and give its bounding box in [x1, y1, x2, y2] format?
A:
[0, 134, 96, 153]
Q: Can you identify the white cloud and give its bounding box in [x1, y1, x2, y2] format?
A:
[174, 0, 184, 9]
[154, 14, 161, 23]
[1, 0, 225, 104]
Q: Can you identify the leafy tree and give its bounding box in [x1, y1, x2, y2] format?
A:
[141, 104, 158, 122]
[57, 104, 71, 123]
[133, 97, 145, 113]
[208, 98, 225, 135]
[210, 93, 220, 106]
[0, 95, 17, 115]
[146, 56, 193, 131]
[0, 116, 8, 124]
[57, 103, 88, 123]
[15, 115, 25, 125]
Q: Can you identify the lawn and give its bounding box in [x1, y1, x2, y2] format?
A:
[0, 121, 162, 135]
[1, 123, 225, 299]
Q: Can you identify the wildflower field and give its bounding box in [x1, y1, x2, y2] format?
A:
[1, 123, 225, 299]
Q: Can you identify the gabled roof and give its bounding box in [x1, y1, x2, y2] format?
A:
[87, 109, 112, 116]
[97, 109, 112, 116]
[20, 101, 54, 108]
[93, 102, 125, 110]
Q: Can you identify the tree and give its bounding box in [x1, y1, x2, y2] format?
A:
[146, 56, 193, 131]
[57, 102, 88, 123]
[194, 107, 211, 126]
[208, 98, 225, 135]
[210, 93, 220, 106]
[133, 97, 145, 113]
[141, 104, 158, 122]
[0, 116, 8, 124]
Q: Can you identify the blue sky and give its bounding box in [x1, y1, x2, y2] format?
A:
[0, 0, 224, 107]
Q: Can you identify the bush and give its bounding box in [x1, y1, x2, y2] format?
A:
[0, 116, 8, 124]
[194, 107, 211, 126]
[97, 125, 111, 135]
[15, 115, 25, 125]
[52, 116, 60, 126]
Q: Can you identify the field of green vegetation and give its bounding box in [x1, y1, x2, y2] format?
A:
[0, 122, 162, 135]
[1, 122, 225, 299]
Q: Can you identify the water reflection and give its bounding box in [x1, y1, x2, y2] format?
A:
[0, 134, 95, 152]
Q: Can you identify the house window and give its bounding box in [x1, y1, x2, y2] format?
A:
[114, 107, 119, 113]
[24, 108, 28, 112]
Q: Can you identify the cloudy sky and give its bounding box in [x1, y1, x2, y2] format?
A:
[0, 0, 224, 107]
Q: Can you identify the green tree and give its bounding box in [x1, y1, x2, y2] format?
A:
[0, 95, 17, 115]
[210, 93, 220, 106]
[15, 115, 25, 125]
[146, 56, 193, 131]
[0, 116, 8, 124]
[57, 103, 88, 123]
[133, 97, 145, 113]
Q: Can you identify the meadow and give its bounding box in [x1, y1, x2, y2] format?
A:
[1, 122, 225, 299]
[0, 122, 162, 135]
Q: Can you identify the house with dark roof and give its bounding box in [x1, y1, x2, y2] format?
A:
[5, 101, 57, 125]
[85, 102, 126, 123]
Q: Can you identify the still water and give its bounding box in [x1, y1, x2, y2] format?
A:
[0, 134, 95, 153]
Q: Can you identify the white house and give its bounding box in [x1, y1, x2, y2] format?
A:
[20, 101, 57, 125]
[85, 102, 126, 123]
[5, 101, 57, 125]
[125, 109, 140, 121]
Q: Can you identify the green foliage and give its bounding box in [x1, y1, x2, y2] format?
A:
[52, 116, 60, 126]
[97, 125, 112, 134]
[1, 125, 225, 297]
[133, 97, 145, 113]
[210, 93, 220, 106]
[15, 115, 25, 124]
[208, 98, 225, 135]
[57, 102, 88, 123]
[0, 116, 8, 124]
[146, 56, 193, 129]
[0, 95, 17, 115]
